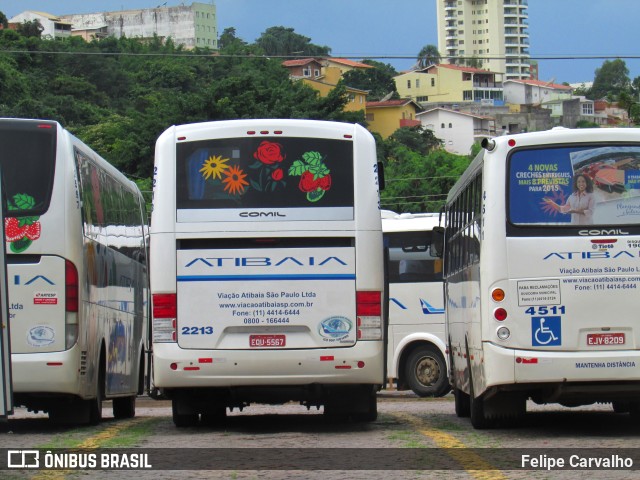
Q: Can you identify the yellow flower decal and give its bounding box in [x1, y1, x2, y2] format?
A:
[200, 155, 230, 180]
[222, 165, 249, 195]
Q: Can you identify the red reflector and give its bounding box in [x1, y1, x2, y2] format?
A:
[274, 130, 283, 134]
[247, 131, 256, 135]
[46, 362, 63, 366]
[65, 260, 79, 313]
[343, 134, 353, 138]
[320, 356, 334, 361]
[494, 308, 507, 321]
[177, 136, 186, 141]
[591, 239, 617, 244]
[199, 358, 213, 363]
[184, 366, 200, 371]
[357, 361, 365, 368]
[153, 293, 177, 318]
[335, 365, 352, 369]
[521, 358, 538, 364]
[508, 139, 516, 147]
[260, 130, 269, 134]
[170, 363, 178, 370]
[38, 124, 53, 129]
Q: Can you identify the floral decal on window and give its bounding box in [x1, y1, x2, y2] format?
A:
[4, 193, 42, 253]
[288, 151, 332, 202]
[249, 141, 287, 192]
[191, 140, 337, 205]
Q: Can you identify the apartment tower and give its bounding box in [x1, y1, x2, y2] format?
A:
[436, 0, 530, 80]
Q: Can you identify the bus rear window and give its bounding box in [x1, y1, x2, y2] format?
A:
[385, 231, 443, 283]
[0, 121, 56, 216]
[176, 137, 354, 222]
[509, 145, 640, 227]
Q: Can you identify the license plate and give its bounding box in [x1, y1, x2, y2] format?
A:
[249, 334, 286, 348]
[587, 333, 625, 346]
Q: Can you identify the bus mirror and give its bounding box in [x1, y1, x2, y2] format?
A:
[377, 162, 385, 191]
[431, 226, 444, 257]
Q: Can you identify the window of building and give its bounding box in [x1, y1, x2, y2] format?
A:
[449, 123, 453, 128]
[417, 96, 429, 102]
[416, 79, 420, 88]
[582, 103, 594, 115]
[314, 69, 320, 76]
[303, 68, 311, 77]
[431, 78, 435, 87]
[407, 80, 411, 89]
[366, 113, 374, 122]
[441, 123, 446, 128]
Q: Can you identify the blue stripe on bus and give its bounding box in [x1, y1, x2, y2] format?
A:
[177, 274, 356, 282]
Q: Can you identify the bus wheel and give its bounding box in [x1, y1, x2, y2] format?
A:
[172, 399, 199, 427]
[113, 395, 136, 419]
[405, 345, 450, 397]
[469, 385, 493, 429]
[454, 387, 470, 417]
[87, 357, 105, 425]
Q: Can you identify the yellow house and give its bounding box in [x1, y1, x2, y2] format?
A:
[282, 58, 370, 113]
[394, 64, 504, 106]
[301, 76, 368, 113]
[365, 99, 421, 138]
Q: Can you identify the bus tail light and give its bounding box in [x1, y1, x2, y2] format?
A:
[356, 291, 382, 340]
[65, 260, 79, 349]
[153, 293, 177, 342]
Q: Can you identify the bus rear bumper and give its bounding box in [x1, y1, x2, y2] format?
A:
[12, 349, 80, 395]
[152, 343, 385, 388]
[483, 343, 640, 402]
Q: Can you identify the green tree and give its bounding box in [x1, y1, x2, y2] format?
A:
[0, 11, 8, 29]
[255, 26, 331, 57]
[16, 19, 44, 38]
[416, 44, 441, 69]
[340, 60, 399, 101]
[591, 59, 630, 99]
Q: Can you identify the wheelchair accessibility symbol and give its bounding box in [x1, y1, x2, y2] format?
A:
[531, 316, 562, 346]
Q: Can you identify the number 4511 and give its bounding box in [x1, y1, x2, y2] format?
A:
[525, 306, 565, 315]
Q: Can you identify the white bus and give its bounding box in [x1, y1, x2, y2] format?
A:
[2, 118, 149, 424]
[435, 127, 640, 428]
[150, 119, 385, 426]
[382, 211, 449, 397]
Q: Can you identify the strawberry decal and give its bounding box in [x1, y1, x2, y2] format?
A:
[5, 193, 41, 253]
[288, 151, 332, 202]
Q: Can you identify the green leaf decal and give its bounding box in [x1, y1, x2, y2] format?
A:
[288, 160, 308, 176]
[13, 193, 35, 210]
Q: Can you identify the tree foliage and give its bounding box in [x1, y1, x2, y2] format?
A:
[591, 59, 630, 99]
[416, 44, 441, 69]
[254, 26, 330, 57]
[380, 127, 472, 213]
[341, 60, 399, 101]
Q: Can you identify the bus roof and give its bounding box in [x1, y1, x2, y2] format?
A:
[381, 211, 441, 232]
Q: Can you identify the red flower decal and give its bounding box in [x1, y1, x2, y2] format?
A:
[253, 141, 285, 165]
[271, 168, 284, 181]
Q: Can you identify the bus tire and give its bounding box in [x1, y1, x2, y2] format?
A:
[172, 399, 199, 427]
[113, 395, 136, 419]
[404, 345, 450, 397]
[87, 350, 106, 425]
[454, 387, 470, 417]
[469, 382, 492, 429]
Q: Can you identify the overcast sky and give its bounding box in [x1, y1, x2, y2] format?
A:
[1, 0, 639, 84]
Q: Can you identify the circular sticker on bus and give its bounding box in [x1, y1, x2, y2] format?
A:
[27, 326, 55, 347]
[318, 316, 352, 340]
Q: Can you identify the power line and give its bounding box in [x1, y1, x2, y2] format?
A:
[1, 48, 640, 62]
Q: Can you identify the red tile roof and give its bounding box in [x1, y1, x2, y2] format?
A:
[281, 58, 322, 67]
[325, 58, 374, 69]
[425, 63, 499, 75]
[506, 78, 572, 90]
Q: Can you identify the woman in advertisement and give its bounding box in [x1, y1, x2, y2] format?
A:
[544, 173, 595, 225]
